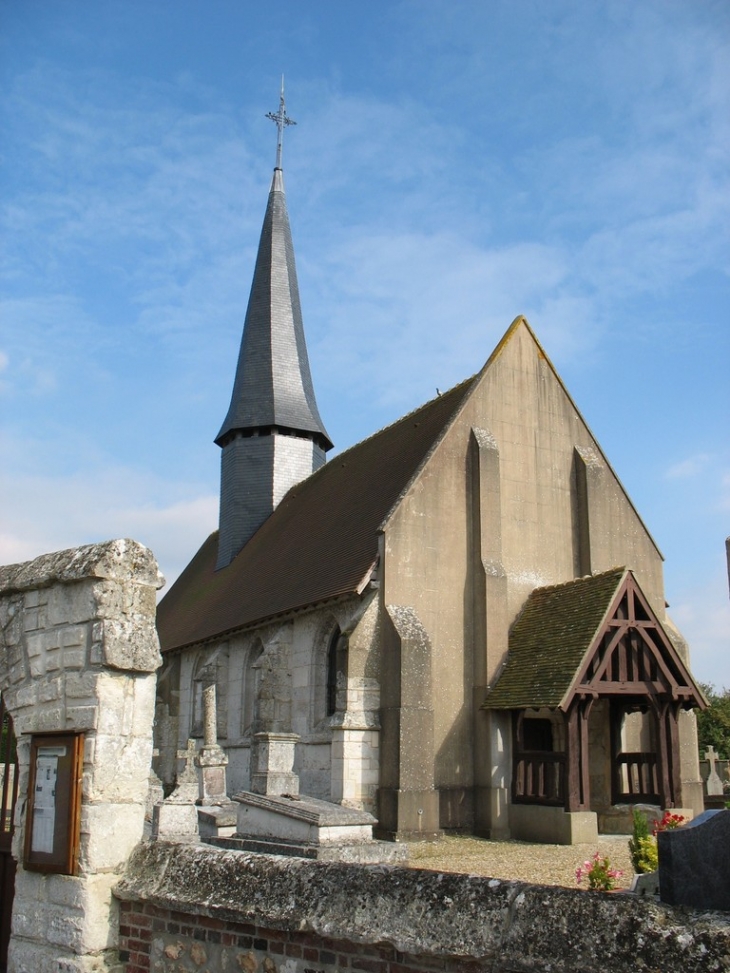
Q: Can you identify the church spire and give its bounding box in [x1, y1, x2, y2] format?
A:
[215, 86, 332, 570]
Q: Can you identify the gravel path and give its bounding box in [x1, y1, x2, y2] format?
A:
[406, 833, 634, 889]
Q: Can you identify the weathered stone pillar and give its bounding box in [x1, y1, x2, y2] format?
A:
[328, 618, 381, 812]
[470, 428, 510, 838]
[377, 605, 440, 840]
[195, 683, 229, 805]
[0, 539, 163, 973]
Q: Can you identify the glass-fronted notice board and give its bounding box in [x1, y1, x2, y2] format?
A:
[24, 733, 83, 874]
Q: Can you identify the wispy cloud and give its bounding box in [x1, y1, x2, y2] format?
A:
[308, 230, 598, 418]
[0, 460, 217, 590]
[670, 578, 730, 690]
[665, 454, 712, 480]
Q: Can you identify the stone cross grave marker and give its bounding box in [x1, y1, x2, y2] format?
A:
[178, 738, 199, 782]
[705, 745, 724, 796]
[163, 738, 200, 804]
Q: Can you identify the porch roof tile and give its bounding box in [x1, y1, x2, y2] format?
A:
[483, 567, 627, 711]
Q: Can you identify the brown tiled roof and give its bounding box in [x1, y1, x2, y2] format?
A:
[157, 377, 475, 653]
[483, 568, 627, 711]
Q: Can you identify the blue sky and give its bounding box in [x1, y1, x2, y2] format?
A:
[1, 1, 728, 686]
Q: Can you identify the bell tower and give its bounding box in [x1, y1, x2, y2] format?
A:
[215, 84, 332, 570]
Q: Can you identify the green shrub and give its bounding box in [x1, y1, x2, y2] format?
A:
[629, 808, 657, 874]
[633, 835, 658, 873]
[696, 683, 730, 758]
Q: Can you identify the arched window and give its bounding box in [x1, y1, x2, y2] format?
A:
[312, 620, 348, 727]
[326, 626, 340, 717]
[242, 641, 264, 735]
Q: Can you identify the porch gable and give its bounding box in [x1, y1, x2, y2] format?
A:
[483, 568, 706, 714]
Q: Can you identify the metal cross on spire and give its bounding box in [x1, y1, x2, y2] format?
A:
[265, 76, 296, 170]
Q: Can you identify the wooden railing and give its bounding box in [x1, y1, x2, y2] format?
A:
[512, 751, 565, 806]
[614, 751, 659, 803]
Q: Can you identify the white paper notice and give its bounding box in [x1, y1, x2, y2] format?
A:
[31, 745, 66, 854]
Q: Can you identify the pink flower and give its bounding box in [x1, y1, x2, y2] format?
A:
[575, 852, 622, 891]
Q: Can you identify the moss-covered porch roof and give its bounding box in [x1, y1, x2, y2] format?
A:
[483, 568, 628, 711]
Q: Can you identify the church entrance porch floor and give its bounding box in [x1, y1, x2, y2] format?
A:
[406, 833, 634, 889]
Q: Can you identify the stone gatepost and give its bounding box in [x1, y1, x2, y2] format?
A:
[0, 539, 163, 973]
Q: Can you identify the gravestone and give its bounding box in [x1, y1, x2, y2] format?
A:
[705, 746, 724, 797]
[658, 808, 730, 910]
[151, 739, 199, 839]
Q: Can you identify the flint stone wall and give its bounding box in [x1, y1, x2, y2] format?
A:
[115, 841, 730, 973]
[0, 539, 163, 973]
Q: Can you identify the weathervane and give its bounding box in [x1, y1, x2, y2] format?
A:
[266, 76, 296, 170]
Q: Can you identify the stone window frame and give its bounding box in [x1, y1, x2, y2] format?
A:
[311, 618, 349, 733]
[326, 626, 340, 718]
[241, 640, 264, 738]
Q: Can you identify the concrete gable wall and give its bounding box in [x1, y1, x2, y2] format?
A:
[466, 321, 664, 621]
[382, 320, 669, 814]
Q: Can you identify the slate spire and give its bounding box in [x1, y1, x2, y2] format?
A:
[215, 85, 332, 569]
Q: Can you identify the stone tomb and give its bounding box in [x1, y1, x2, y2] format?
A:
[658, 808, 730, 911]
[208, 791, 407, 864]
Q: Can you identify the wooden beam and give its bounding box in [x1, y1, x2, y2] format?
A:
[655, 701, 673, 808]
[565, 704, 588, 812]
[579, 701, 590, 810]
[668, 703, 681, 807]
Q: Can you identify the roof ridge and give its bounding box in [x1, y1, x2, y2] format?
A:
[530, 567, 627, 595]
[285, 373, 477, 492]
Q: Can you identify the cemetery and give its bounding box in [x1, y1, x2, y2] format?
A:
[0, 540, 728, 973]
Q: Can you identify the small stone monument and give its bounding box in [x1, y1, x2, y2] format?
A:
[250, 731, 300, 796]
[195, 682, 229, 805]
[151, 739, 199, 840]
[171, 738, 200, 802]
[193, 682, 237, 839]
[658, 808, 730, 910]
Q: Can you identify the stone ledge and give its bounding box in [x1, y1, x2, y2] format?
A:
[233, 790, 376, 827]
[115, 841, 730, 972]
[0, 539, 164, 594]
[206, 834, 408, 864]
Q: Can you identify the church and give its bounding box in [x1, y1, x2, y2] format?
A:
[155, 92, 706, 845]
